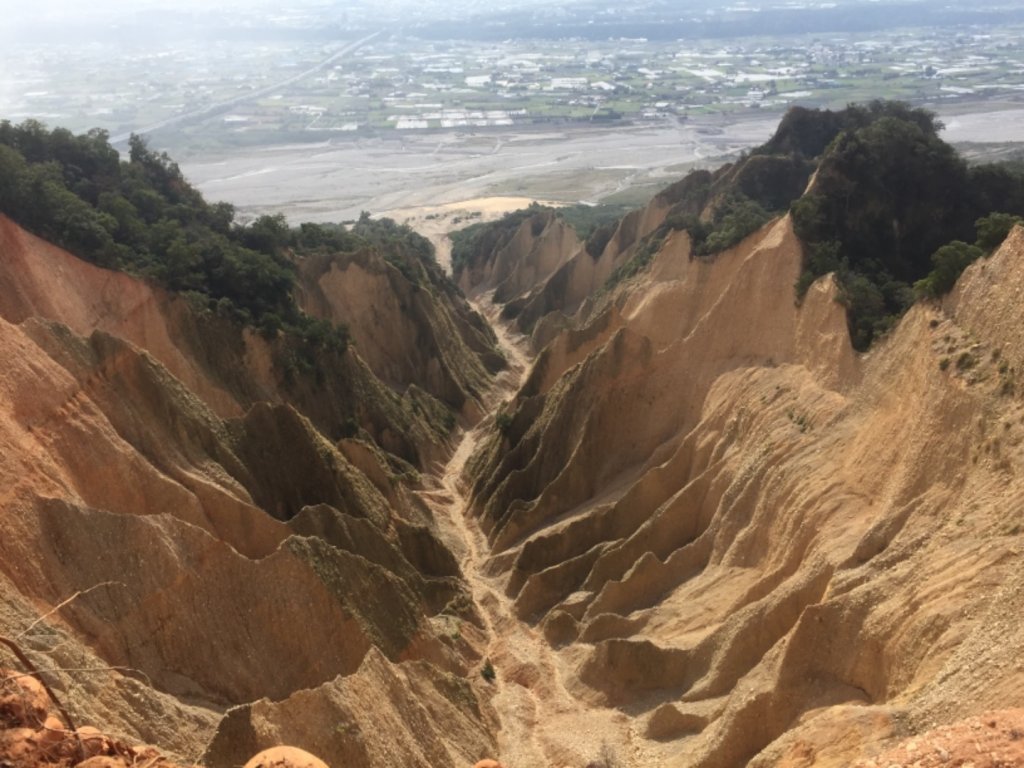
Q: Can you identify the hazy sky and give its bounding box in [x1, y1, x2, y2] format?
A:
[0, 0, 554, 28]
[0, 0, 265, 17]
[0, 0, 576, 38]
[0, 0, 507, 15]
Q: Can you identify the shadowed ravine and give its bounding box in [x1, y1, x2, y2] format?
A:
[441, 192, 1024, 768]
[420, 295, 663, 768]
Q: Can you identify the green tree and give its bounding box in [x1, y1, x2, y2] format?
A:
[914, 241, 983, 298]
[696, 196, 772, 255]
[240, 213, 290, 254]
[786, 103, 995, 348]
[975, 212, 1023, 252]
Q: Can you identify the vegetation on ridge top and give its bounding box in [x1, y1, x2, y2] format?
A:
[449, 202, 631, 276]
[787, 103, 1024, 348]
[450, 101, 1024, 351]
[0, 120, 448, 359]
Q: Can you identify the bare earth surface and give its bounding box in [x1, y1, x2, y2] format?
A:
[428, 301, 551, 762]
[422, 295, 666, 768]
[381, 197, 564, 273]
[449, 204, 1024, 768]
[179, 105, 1024, 232]
[180, 119, 778, 223]
[6, 99, 1024, 768]
[853, 710, 1024, 768]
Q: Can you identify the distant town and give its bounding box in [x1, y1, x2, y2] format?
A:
[3, 1, 1024, 156]
[4, 0, 1024, 221]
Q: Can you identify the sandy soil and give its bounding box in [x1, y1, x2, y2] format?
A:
[178, 103, 1024, 237]
[853, 710, 1024, 768]
[940, 107, 1024, 143]
[421, 295, 667, 768]
[180, 119, 776, 224]
[381, 197, 564, 273]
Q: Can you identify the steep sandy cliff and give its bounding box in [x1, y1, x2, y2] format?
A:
[0, 214, 500, 466]
[5, 130, 1024, 768]
[296, 245, 503, 422]
[458, 210, 1024, 767]
[0, 214, 500, 766]
[454, 209, 580, 307]
[453, 199, 671, 350]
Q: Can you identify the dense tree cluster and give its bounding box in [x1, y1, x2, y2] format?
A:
[0, 121, 441, 360]
[0, 121, 304, 325]
[788, 102, 1024, 348]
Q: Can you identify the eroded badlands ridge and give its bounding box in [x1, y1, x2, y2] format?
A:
[0, 212, 502, 766]
[3, 109, 1024, 768]
[456, 199, 1024, 767]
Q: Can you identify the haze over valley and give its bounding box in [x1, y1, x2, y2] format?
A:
[4, 0, 1024, 225]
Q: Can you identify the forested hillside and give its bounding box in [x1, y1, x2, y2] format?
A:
[0, 121, 443, 348]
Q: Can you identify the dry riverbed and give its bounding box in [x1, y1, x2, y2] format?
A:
[180, 102, 1024, 244]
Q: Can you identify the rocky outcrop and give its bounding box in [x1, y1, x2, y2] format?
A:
[0, 668, 346, 768]
[0, 213, 488, 467]
[5, 141, 1024, 767]
[464, 211, 1024, 766]
[509, 194, 671, 346]
[204, 649, 496, 768]
[469, 216, 855, 552]
[454, 208, 579, 304]
[453, 196, 672, 351]
[0, 664, 200, 768]
[851, 710, 1024, 768]
[0, 214, 493, 763]
[0, 314, 476, 743]
[454, 139, 818, 355]
[297, 245, 504, 421]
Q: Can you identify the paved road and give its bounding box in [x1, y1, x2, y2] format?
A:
[111, 31, 381, 144]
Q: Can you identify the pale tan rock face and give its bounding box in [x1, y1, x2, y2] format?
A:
[242, 745, 329, 768]
[452, 199, 672, 351]
[296, 244, 503, 422]
[453, 209, 580, 304]
[0, 214, 494, 765]
[0, 213, 243, 418]
[851, 709, 1024, 768]
[3, 183, 1024, 768]
[0, 212, 490, 468]
[0, 671, 49, 729]
[461, 214, 1024, 767]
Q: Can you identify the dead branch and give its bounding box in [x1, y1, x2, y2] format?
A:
[3, 665, 155, 689]
[0, 633, 84, 760]
[16, 581, 127, 641]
